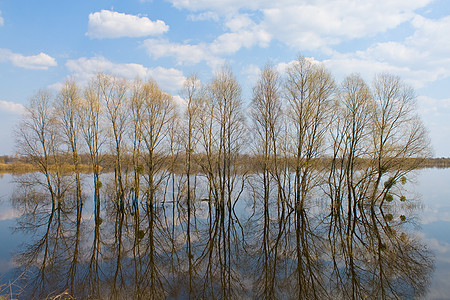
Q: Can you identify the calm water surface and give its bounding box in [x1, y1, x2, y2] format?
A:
[0, 169, 449, 299]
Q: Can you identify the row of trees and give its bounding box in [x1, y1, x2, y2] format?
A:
[11, 55, 432, 298]
[16, 56, 430, 211]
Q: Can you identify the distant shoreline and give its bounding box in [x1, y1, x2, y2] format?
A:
[1, 155, 449, 174]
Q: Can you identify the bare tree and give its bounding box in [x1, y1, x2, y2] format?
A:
[179, 74, 204, 296]
[55, 78, 85, 294]
[101, 74, 129, 212]
[181, 75, 203, 203]
[14, 89, 71, 297]
[79, 74, 106, 295]
[80, 74, 105, 221]
[16, 89, 64, 202]
[199, 66, 247, 298]
[369, 73, 432, 206]
[284, 56, 335, 210]
[139, 79, 176, 206]
[250, 64, 285, 206]
[250, 64, 288, 299]
[204, 66, 246, 206]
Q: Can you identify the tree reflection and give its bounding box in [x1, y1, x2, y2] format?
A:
[9, 168, 433, 299]
[11, 172, 83, 298]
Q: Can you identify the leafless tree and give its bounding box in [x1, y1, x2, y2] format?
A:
[369, 73, 432, 206]
[284, 56, 335, 210]
[139, 79, 176, 206]
[102, 74, 130, 212]
[250, 64, 286, 207]
[55, 78, 85, 294]
[16, 89, 64, 202]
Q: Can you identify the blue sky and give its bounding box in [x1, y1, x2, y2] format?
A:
[0, 0, 449, 156]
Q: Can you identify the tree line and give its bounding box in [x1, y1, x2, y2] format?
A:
[9, 55, 433, 298]
[16, 55, 430, 209]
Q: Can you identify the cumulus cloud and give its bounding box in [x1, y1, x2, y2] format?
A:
[87, 10, 169, 39]
[150, 0, 435, 66]
[210, 28, 271, 55]
[276, 56, 321, 73]
[144, 14, 270, 66]
[0, 49, 57, 70]
[260, 0, 434, 51]
[319, 13, 450, 90]
[65, 56, 185, 92]
[143, 39, 211, 65]
[0, 100, 24, 114]
[10, 52, 57, 70]
[357, 16, 450, 72]
[322, 53, 405, 82]
[167, 0, 433, 50]
[224, 13, 253, 31]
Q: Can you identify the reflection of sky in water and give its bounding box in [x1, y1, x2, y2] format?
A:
[0, 170, 450, 297]
[0, 219, 24, 274]
[413, 168, 450, 299]
[0, 174, 25, 277]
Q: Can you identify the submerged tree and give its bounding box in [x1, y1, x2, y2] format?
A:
[11, 59, 434, 299]
[198, 66, 247, 206]
[55, 78, 85, 294]
[250, 63, 286, 207]
[16, 89, 64, 202]
[369, 73, 431, 206]
[284, 56, 335, 210]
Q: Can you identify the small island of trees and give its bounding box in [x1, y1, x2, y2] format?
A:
[2, 55, 437, 299]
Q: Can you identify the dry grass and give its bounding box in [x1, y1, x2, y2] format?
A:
[0, 163, 93, 174]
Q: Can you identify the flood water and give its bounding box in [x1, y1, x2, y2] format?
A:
[0, 168, 449, 299]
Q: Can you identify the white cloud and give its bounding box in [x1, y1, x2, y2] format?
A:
[224, 13, 253, 31]
[319, 14, 450, 89]
[154, 1, 438, 71]
[410, 15, 450, 55]
[147, 66, 186, 92]
[358, 16, 450, 75]
[87, 10, 169, 39]
[167, 0, 433, 51]
[10, 52, 57, 70]
[187, 11, 219, 22]
[322, 53, 407, 83]
[144, 14, 270, 66]
[0, 49, 57, 70]
[65, 56, 185, 92]
[0, 100, 24, 114]
[260, 1, 431, 51]
[169, 0, 263, 14]
[276, 56, 321, 74]
[421, 236, 450, 254]
[143, 38, 211, 65]
[0, 11, 4, 26]
[212, 16, 271, 54]
[210, 28, 271, 55]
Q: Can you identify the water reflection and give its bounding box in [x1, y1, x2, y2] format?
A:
[8, 171, 433, 299]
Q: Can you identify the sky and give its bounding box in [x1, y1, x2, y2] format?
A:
[0, 0, 449, 156]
